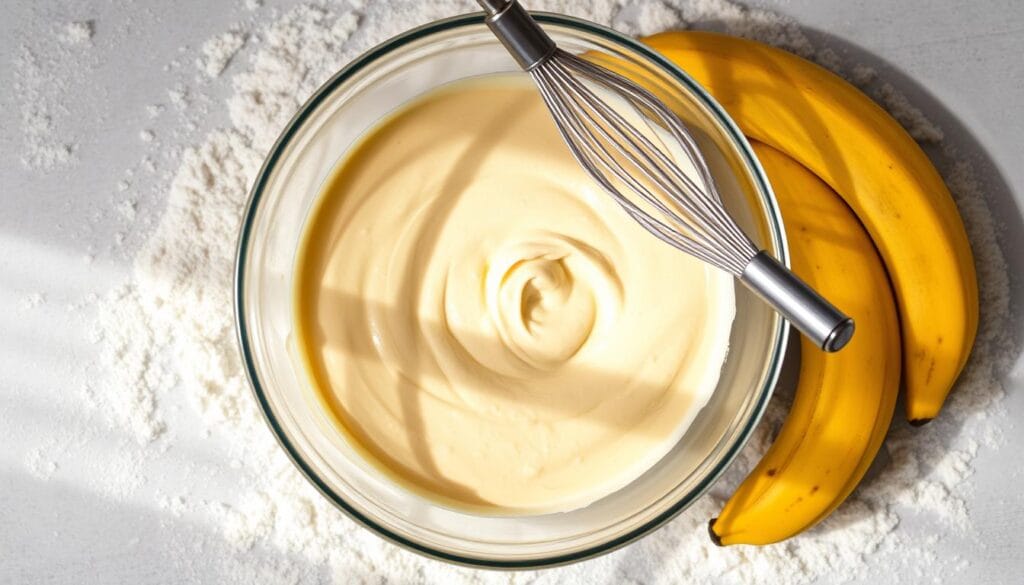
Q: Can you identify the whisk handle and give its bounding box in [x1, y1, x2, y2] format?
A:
[476, 0, 556, 70]
[741, 251, 855, 352]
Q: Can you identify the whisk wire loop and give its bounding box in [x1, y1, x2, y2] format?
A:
[477, 0, 856, 351]
[534, 65, 737, 271]
[534, 51, 757, 275]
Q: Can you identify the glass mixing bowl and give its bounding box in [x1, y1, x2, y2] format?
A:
[235, 12, 788, 568]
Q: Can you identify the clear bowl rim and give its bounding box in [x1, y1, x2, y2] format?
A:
[234, 10, 789, 569]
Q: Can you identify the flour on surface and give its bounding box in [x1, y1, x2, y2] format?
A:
[60, 20, 95, 45]
[56, 0, 1012, 583]
[13, 33, 86, 169]
[25, 447, 59, 480]
[875, 82, 945, 142]
[851, 63, 878, 85]
[18, 292, 46, 311]
[198, 30, 249, 78]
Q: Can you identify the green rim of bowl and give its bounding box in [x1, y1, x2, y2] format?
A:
[234, 11, 788, 570]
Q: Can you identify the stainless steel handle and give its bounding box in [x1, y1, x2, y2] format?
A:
[740, 251, 855, 352]
[475, 0, 555, 70]
[477, 0, 511, 14]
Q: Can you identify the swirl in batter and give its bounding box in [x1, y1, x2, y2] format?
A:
[293, 75, 735, 513]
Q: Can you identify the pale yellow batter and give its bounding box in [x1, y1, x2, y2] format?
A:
[293, 75, 735, 514]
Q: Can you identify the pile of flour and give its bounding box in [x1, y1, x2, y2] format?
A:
[50, 0, 1011, 583]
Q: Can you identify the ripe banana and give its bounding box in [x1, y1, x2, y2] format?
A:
[708, 141, 901, 545]
[641, 31, 977, 423]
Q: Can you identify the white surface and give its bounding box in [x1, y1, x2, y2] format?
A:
[1, 0, 1023, 583]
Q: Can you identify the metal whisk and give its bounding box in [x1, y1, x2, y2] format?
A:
[476, 0, 854, 351]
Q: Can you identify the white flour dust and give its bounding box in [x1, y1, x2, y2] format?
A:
[198, 30, 249, 78]
[60, 20, 95, 45]
[13, 18, 102, 170]
[15, 0, 1012, 583]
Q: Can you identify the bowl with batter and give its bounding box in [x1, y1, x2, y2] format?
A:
[236, 12, 788, 567]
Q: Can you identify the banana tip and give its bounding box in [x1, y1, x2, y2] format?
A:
[908, 417, 933, 427]
[708, 518, 724, 547]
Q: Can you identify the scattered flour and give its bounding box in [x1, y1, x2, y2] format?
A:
[875, 82, 945, 142]
[25, 447, 59, 480]
[851, 63, 878, 86]
[60, 20, 95, 45]
[11, 14, 124, 176]
[169, 85, 190, 109]
[19, 91, 77, 169]
[11, 0, 1009, 583]
[198, 30, 249, 78]
[13, 26, 95, 170]
[19, 292, 46, 311]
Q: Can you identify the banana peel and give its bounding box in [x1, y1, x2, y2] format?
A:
[641, 31, 977, 423]
[708, 142, 900, 545]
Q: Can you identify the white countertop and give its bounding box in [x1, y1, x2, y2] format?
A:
[2, 0, 1022, 583]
